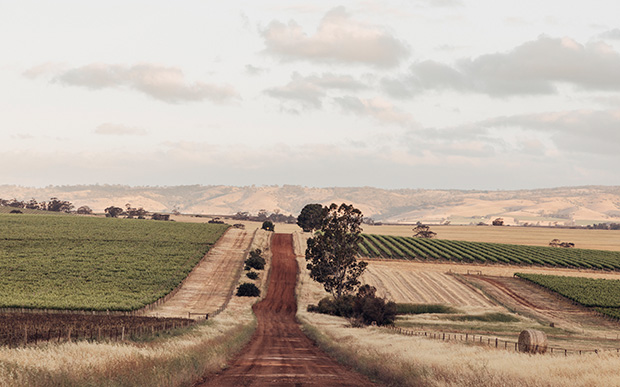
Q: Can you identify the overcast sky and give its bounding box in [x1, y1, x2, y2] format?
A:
[2, 0, 620, 190]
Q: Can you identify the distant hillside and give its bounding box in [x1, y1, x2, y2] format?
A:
[1, 184, 620, 226]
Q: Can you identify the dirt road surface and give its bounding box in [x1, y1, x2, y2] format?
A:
[146, 228, 252, 319]
[200, 233, 374, 387]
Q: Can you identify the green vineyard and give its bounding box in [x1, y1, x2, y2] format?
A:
[360, 234, 620, 270]
[0, 214, 228, 311]
[515, 273, 620, 319]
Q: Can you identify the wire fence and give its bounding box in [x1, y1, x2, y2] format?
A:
[384, 325, 620, 356]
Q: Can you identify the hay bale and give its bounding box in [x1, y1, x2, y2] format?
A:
[518, 329, 548, 354]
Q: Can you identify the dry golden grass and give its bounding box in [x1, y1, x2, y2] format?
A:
[293, 232, 620, 386]
[300, 312, 620, 387]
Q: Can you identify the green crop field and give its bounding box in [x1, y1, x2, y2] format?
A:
[515, 273, 620, 319]
[0, 213, 228, 311]
[360, 234, 620, 270]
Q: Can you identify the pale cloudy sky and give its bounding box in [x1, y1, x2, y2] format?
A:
[2, 0, 620, 189]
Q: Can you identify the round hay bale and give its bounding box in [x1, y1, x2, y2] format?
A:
[518, 329, 548, 354]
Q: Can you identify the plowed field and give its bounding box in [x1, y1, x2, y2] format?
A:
[200, 234, 373, 387]
[363, 263, 494, 307]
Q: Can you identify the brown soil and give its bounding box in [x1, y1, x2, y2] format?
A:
[199, 233, 374, 387]
[146, 228, 252, 319]
[465, 275, 620, 347]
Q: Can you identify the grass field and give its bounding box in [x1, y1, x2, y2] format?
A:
[0, 213, 228, 311]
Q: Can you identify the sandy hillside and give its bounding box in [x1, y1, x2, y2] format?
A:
[2, 184, 620, 225]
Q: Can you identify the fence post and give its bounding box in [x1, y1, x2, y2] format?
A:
[121, 326, 125, 341]
[23, 326, 27, 346]
[495, 338, 498, 348]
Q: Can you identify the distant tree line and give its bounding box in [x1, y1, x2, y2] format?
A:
[0, 197, 75, 213]
[588, 223, 620, 230]
[0, 197, 173, 221]
[232, 209, 296, 224]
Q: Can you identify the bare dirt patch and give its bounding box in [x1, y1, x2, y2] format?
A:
[200, 234, 374, 387]
[145, 228, 252, 319]
[464, 275, 620, 349]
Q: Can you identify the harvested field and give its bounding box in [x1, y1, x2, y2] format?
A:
[365, 259, 620, 280]
[362, 264, 494, 307]
[145, 228, 253, 319]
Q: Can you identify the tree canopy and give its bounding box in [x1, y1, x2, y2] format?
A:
[305, 203, 367, 299]
[297, 203, 326, 232]
[261, 220, 275, 231]
[412, 222, 436, 238]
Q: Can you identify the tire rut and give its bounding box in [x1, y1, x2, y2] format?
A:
[199, 233, 374, 387]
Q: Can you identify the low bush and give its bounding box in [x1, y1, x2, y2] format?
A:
[236, 283, 261, 297]
[246, 271, 259, 280]
[245, 249, 266, 270]
[395, 303, 458, 315]
[307, 285, 396, 326]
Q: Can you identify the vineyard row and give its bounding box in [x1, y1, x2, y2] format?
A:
[360, 234, 620, 271]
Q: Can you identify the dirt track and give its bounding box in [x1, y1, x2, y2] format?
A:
[200, 233, 373, 387]
[146, 228, 251, 319]
[465, 275, 620, 345]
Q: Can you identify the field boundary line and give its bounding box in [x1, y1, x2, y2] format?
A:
[382, 325, 620, 356]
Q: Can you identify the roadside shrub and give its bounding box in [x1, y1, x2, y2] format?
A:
[246, 271, 259, 280]
[307, 285, 396, 326]
[245, 249, 265, 270]
[308, 295, 355, 317]
[353, 285, 397, 326]
[236, 283, 260, 297]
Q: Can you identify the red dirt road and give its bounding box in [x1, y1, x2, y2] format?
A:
[200, 233, 374, 387]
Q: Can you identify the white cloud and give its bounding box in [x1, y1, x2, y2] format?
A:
[95, 123, 147, 136]
[51, 63, 238, 104]
[245, 64, 267, 75]
[22, 62, 66, 79]
[384, 36, 620, 97]
[261, 6, 409, 67]
[600, 28, 620, 40]
[265, 72, 367, 109]
[482, 109, 620, 154]
[335, 96, 415, 126]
